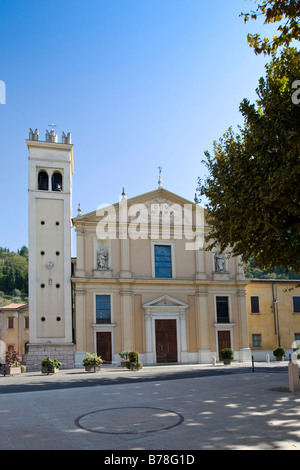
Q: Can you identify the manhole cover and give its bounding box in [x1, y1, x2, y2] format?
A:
[75, 406, 184, 435]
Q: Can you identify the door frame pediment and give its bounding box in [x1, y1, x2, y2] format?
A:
[143, 295, 189, 311]
[143, 295, 189, 364]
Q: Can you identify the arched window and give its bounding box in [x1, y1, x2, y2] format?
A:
[52, 172, 63, 191]
[38, 171, 49, 190]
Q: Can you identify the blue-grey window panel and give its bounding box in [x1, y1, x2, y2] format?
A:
[155, 245, 172, 278]
[96, 295, 111, 324]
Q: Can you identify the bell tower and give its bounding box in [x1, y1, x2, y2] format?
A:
[26, 126, 75, 370]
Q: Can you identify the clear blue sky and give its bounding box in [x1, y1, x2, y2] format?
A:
[0, 0, 277, 253]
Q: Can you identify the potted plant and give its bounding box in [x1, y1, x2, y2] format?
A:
[82, 352, 103, 372]
[273, 346, 287, 361]
[41, 357, 62, 374]
[2, 351, 22, 376]
[119, 351, 129, 367]
[220, 348, 234, 365]
[124, 350, 143, 371]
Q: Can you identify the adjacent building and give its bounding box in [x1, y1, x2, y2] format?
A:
[247, 280, 300, 361]
[0, 303, 29, 363]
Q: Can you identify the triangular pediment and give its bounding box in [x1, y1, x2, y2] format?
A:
[73, 188, 205, 226]
[124, 188, 194, 207]
[143, 295, 189, 309]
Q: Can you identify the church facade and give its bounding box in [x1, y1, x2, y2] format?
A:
[26, 129, 251, 369]
[72, 187, 250, 366]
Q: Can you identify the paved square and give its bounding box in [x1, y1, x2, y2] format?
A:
[0, 363, 300, 451]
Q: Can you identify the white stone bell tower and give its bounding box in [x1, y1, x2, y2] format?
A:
[26, 127, 75, 370]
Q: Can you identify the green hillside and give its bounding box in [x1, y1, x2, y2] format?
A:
[0, 246, 28, 306]
[244, 256, 300, 280]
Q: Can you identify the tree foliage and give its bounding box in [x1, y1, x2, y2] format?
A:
[241, 0, 300, 55]
[244, 255, 300, 279]
[0, 246, 28, 296]
[197, 47, 300, 273]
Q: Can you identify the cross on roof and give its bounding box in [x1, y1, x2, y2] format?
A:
[158, 166, 163, 188]
[48, 121, 57, 131]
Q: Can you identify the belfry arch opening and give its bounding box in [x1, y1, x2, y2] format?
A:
[52, 172, 63, 191]
[38, 171, 49, 191]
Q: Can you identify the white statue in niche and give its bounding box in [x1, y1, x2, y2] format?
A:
[214, 252, 225, 272]
[97, 247, 108, 269]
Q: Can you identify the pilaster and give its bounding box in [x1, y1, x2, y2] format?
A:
[196, 290, 211, 362]
[75, 227, 86, 277]
[120, 289, 134, 350]
[196, 250, 206, 280]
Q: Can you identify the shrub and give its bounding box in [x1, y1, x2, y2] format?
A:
[220, 348, 234, 360]
[273, 347, 287, 357]
[41, 357, 62, 373]
[82, 352, 103, 367]
[5, 350, 21, 367]
[127, 350, 140, 364]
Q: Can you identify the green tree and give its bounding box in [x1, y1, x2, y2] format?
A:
[0, 246, 28, 296]
[241, 0, 300, 55]
[6, 267, 16, 293]
[18, 246, 28, 259]
[197, 47, 300, 273]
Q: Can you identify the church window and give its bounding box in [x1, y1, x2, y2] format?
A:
[216, 296, 229, 323]
[96, 295, 111, 324]
[250, 296, 260, 314]
[154, 245, 172, 278]
[38, 171, 49, 190]
[52, 172, 63, 191]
